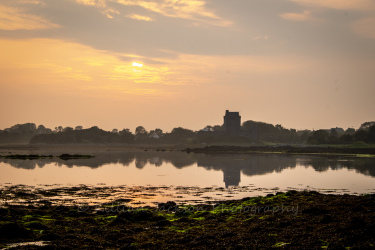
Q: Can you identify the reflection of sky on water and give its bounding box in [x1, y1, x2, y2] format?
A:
[0, 152, 374, 194]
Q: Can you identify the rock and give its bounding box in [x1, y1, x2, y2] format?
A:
[285, 190, 298, 196]
[28, 221, 48, 230]
[116, 209, 165, 223]
[0, 223, 33, 239]
[0, 208, 9, 216]
[302, 207, 329, 215]
[320, 215, 334, 224]
[158, 201, 178, 212]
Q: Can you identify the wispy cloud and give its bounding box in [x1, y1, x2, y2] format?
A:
[0, 4, 59, 30]
[127, 14, 153, 21]
[280, 10, 313, 22]
[288, 0, 375, 11]
[73, 0, 231, 25]
[287, 0, 375, 40]
[75, 0, 119, 18]
[6, 0, 44, 5]
[116, 0, 231, 26]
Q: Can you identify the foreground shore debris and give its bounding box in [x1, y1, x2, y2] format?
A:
[0, 190, 374, 249]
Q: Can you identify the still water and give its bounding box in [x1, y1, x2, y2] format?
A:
[1, 151, 374, 191]
[1, 152, 374, 206]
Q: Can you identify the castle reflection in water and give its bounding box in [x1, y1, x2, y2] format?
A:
[2, 151, 375, 188]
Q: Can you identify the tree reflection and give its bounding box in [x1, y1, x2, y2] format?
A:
[1, 152, 374, 187]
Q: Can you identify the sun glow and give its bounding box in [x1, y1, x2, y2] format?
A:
[132, 62, 143, 67]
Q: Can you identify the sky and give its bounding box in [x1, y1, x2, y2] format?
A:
[0, 0, 374, 133]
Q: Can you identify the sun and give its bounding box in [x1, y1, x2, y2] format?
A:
[132, 62, 143, 67]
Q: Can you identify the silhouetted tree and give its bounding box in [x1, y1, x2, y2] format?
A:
[162, 127, 196, 144]
[135, 126, 147, 136]
[154, 128, 163, 137]
[359, 121, 375, 131]
[369, 125, 375, 143]
[63, 127, 74, 132]
[119, 128, 135, 143]
[36, 125, 52, 135]
[242, 120, 299, 143]
[354, 129, 369, 143]
[75, 126, 83, 130]
[298, 130, 312, 143]
[339, 134, 353, 144]
[171, 127, 195, 137]
[345, 128, 355, 135]
[307, 130, 329, 144]
[135, 126, 148, 143]
[327, 128, 339, 144]
[212, 125, 224, 131]
[55, 126, 63, 133]
[0, 123, 37, 143]
[119, 128, 131, 135]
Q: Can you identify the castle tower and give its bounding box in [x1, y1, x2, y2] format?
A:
[223, 110, 241, 136]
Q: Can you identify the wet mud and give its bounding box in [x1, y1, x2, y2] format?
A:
[1, 190, 374, 249]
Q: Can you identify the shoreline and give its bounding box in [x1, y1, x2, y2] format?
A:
[1, 144, 374, 247]
[186, 145, 375, 157]
[1, 143, 375, 156]
[0, 190, 374, 248]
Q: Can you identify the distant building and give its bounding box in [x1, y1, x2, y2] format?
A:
[223, 110, 241, 136]
[149, 133, 160, 139]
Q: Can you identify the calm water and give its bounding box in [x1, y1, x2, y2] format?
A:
[1, 152, 374, 194]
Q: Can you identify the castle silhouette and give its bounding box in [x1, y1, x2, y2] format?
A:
[223, 110, 241, 136]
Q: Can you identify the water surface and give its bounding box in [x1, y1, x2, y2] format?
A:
[1, 151, 374, 206]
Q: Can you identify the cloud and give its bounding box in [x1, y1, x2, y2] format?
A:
[0, 0, 242, 58]
[0, 4, 59, 30]
[285, 0, 375, 41]
[352, 17, 375, 39]
[0, 37, 196, 91]
[288, 0, 375, 11]
[74, 0, 231, 25]
[4, 0, 44, 5]
[116, 0, 232, 26]
[280, 10, 313, 21]
[75, 0, 119, 18]
[127, 14, 153, 21]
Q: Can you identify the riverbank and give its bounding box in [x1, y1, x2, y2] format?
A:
[0, 191, 374, 249]
[1, 144, 375, 157]
[186, 145, 375, 157]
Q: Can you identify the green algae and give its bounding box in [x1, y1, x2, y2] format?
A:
[272, 242, 290, 247]
[1, 191, 374, 248]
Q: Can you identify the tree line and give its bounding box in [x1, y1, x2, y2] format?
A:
[0, 121, 374, 145]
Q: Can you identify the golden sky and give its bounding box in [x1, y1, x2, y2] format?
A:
[0, 0, 374, 132]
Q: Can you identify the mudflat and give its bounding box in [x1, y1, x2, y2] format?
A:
[0, 190, 374, 249]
